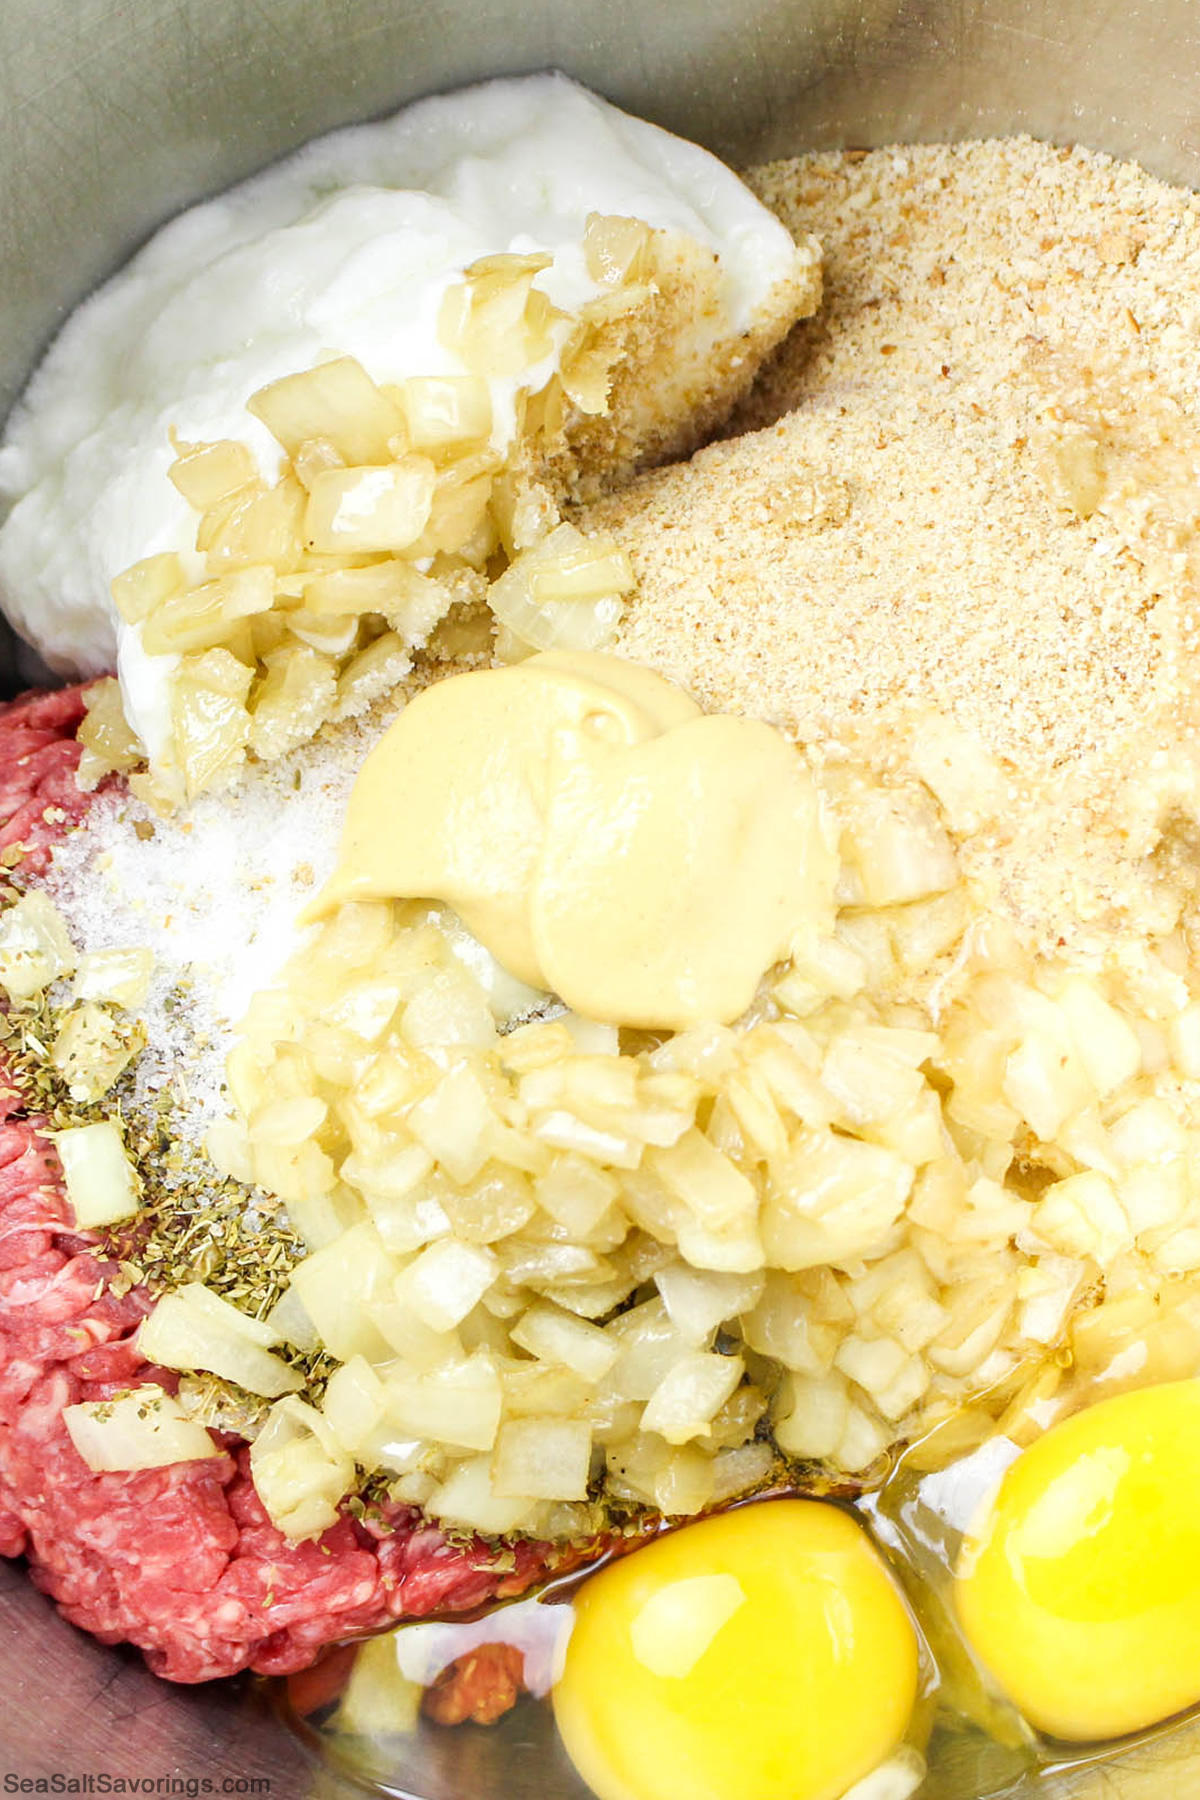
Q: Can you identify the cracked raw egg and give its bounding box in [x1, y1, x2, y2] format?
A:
[552, 1499, 920, 1800]
[955, 1379, 1200, 1741]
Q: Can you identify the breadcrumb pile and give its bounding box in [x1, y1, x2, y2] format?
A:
[583, 138, 1200, 967]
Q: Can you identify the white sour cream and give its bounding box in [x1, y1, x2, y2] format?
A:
[0, 73, 807, 759]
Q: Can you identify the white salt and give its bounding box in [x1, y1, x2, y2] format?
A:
[43, 710, 391, 1143]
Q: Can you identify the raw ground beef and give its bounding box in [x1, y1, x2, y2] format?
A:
[421, 1641, 529, 1726]
[0, 684, 563, 1683]
[0, 685, 95, 871]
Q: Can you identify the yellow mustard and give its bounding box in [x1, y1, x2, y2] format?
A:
[313, 650, 835, 1029]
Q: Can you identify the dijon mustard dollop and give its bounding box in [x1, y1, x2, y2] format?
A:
[315, 651, 835, 1029]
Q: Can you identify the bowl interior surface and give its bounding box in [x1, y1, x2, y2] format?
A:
[4, 1, 1200, 1793]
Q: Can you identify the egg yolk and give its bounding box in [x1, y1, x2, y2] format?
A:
[552, 1499, 920, 1800]
[955, 1379, 1200, 1741]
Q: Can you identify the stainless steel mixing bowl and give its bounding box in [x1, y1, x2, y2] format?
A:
[4, 1, 1200, 1792]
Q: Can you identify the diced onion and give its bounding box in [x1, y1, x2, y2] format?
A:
[141, 566, 274, 656]
[138, 1285, 304, 1398]
[510, 1304, 618, 1381]
[289, 1222, 399, 1362]
[491, 1416, 593, 1500]
[64, 1386, 220, 1472]
[51, 1003, 143, 1103]
[72, 946, 155, 1008]
[248, 357, 406, 465]
[53, 1120, 140, 1228]
[383, 1353, 503, 1453]
[400, 375, 493, 454]
[655, 1266, 764, 1346]
[0, 891, 76, 1000]
[486, 523, 631, 653]
[304, 461, 436, 555]
[425, 1453, 539, 1535]
[169, 437, 258, 511]
[407, 1063, 496, 1185]
[321, 1355, 388, 1456]
[397, 1237, 499, 1333]
[335, 1636, 423, 1739]
[111, 553, 184, 626]
[264, 1283, 321, 1353]
[639, 1351, 744, 1445]
[249, 1396, 354, 1539]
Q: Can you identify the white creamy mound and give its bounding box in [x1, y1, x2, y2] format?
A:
[0, 72, 808, 757]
